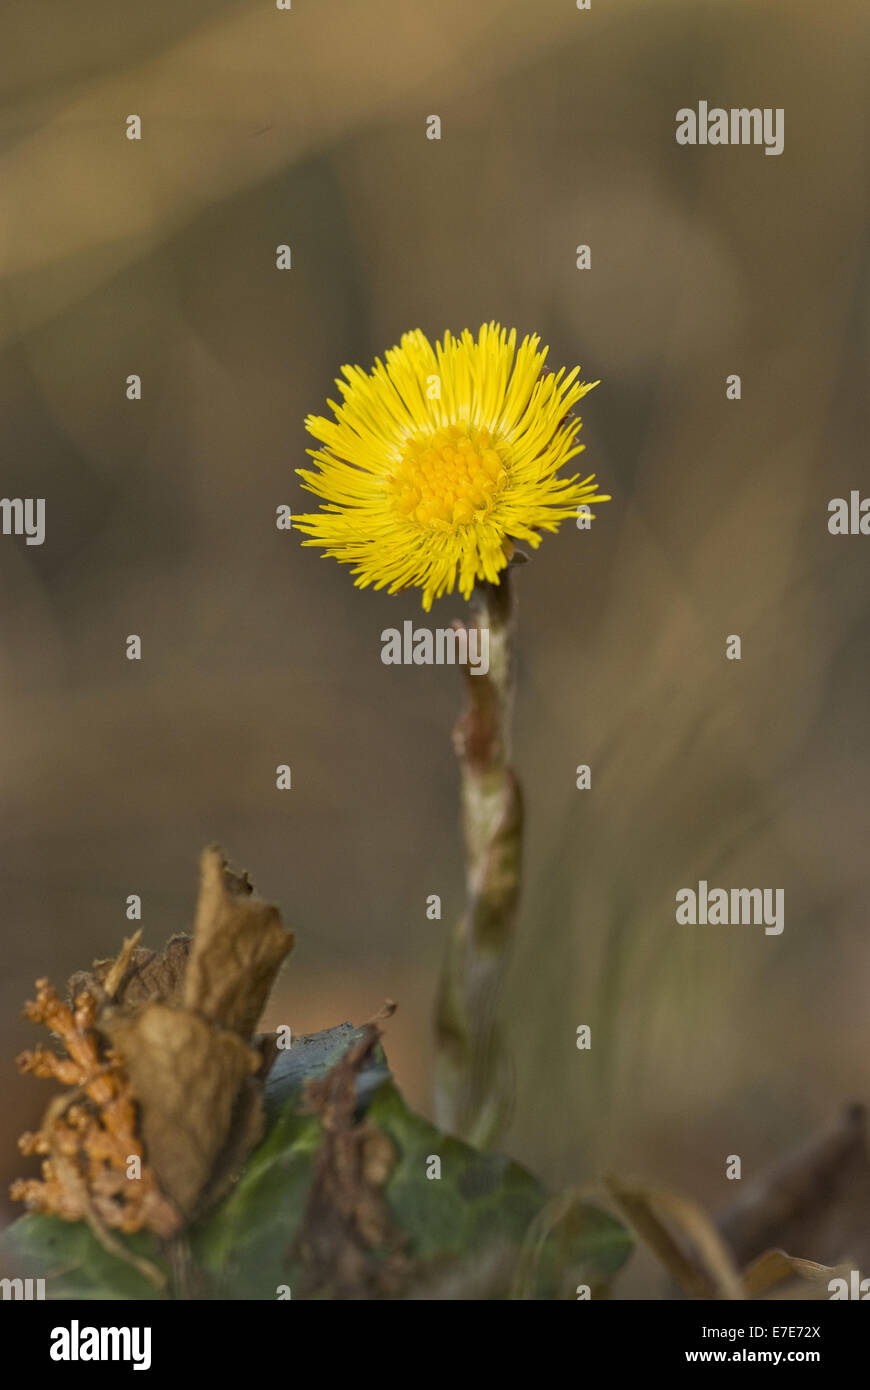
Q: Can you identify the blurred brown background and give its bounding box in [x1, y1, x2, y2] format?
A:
[2, 0, 869, 1295]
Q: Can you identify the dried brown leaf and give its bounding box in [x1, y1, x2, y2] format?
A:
[604, 1174, 745, 1300]
[197, 1061, 273, 1214]
[104, 1003, 262, 1219]
[184, 847, 294, 1039]
[741, 1247, 841, 1299]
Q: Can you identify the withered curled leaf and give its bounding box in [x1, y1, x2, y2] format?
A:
[103, 1005, 262, 1219]
[185, 848, 294, 1039]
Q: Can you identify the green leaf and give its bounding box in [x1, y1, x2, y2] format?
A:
[369, 1079, 631, 1299]
[3, 1213, 166, 1300]
[263, 1022, 390, 1118]
[190, 1089, 321, 1298]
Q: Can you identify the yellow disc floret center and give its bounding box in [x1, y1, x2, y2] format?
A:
[389, 424, 506, 529]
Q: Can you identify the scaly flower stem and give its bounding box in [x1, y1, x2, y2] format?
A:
[434, 568, 523, 1149]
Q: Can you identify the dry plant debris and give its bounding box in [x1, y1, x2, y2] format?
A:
[290, 1008, 410, 1299]
[11, 847, 294, 1249]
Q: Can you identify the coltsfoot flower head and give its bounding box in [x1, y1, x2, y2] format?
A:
[295, 323, 610, 610]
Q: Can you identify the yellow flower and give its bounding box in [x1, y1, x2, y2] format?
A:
[295, 323, 610, 610]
